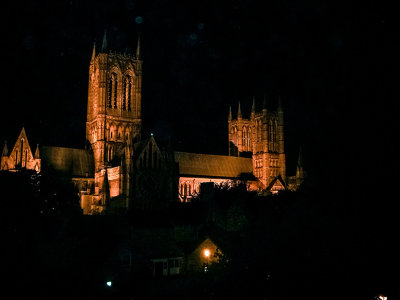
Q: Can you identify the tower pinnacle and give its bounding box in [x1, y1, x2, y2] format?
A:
[34, 144, 40, 159]
[237, 101, 242, 119]
[228, 105, 232, 121]
[91, 42, 96, 61]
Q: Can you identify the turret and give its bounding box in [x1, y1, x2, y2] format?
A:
[251, 96, 256, 119]
[228, 105, 232, 121]
[237, 101, 242, 119]
[91, 42, 96, 62]
[34, 144, 40, 159]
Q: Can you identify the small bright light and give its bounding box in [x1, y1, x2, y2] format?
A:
[151, 133, 153, 136]
[204, 249, 210, 257]
[106, 281, 112, 287]
[378, 295, 387, 300]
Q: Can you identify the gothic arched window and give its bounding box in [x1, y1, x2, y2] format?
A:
[242, 126, 246, 151]
[123, 75, 132, 111]
[108, 73, 117, 108]
[19, 139, 24, 166]
[247, 127, 252, 151]
[113, 74, 118, 109]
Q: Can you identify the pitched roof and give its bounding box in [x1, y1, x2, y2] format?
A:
[266, 174, 287, 191]
[40, 146, 94, 177]
[174, 152, 253, 179]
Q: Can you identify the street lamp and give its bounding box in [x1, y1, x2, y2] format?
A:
[204, 249, 210, 258]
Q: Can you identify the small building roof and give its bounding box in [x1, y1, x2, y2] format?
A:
[174, 152, 253, 179]
[40, 146, 94, 177]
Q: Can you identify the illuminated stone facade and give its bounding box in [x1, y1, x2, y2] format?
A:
[85, 38, 143, 213]
[1, 33, 305, 214]
[0, 128, 41, 172]
[228, 98, 286, 191]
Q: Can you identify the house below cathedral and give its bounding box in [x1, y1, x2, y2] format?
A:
[0, 32, 305, 215]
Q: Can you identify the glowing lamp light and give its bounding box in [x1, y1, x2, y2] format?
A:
[106, 281, 112, 287]
[204, 249, 210, 258]
[378, 295, 387, 300]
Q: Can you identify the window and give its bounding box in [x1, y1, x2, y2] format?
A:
[122, 79, 127, 110]
[242, 126, 246, 150]
[113, 75, 118, 108]
[247, 128, 251, 151]
[123, 75, 132, 111]
[108, 73, 118, 108]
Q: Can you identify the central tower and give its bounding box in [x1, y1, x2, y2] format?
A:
[86, 32, 142, 211]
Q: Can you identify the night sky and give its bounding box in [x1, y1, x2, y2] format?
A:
[1, 0, 398, 296]
[1, 1, 391, 184]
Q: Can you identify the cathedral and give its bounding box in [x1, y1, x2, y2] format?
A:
[1, 33, 305, 215]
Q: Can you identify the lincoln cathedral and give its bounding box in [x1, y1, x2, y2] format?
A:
[1, 33, 305, 215]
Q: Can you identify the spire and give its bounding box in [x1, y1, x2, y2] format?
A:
[34, 144, 40, 159]
[91, 42, 96, 61]
[228, 105, 232, 121]
[1, 141, 8, 157]
[251, 96, 256, 113]
[237, 101, 242, 119]
[101, 29, 107, 52]
[136, 34, 141, 59]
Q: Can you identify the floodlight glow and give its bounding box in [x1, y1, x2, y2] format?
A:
[204, 249, 210, 257]
[106, 281, 112, 287]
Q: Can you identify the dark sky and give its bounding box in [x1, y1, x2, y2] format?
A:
[0, 0, 390, 181]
